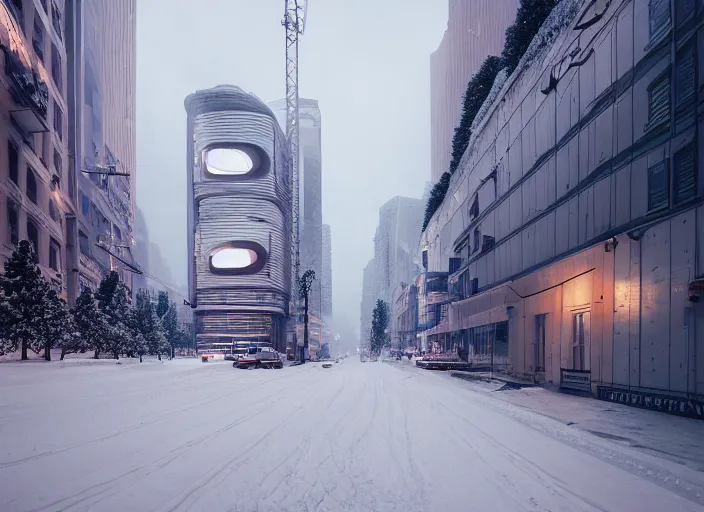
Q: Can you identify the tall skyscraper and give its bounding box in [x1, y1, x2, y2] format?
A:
[185, 85, 292, 355]
[321, 223, 332, 317]
[269, 98, 323, 319]
[64, 0, 136, 301]
[430, 0, 516, 182]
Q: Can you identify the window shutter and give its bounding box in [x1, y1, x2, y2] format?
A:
[649, 0, 671, 42]
[646, 75, 670, 132]
[675, 42, 696, 129]
[648, 160, 669, 211]
[674, 144, 696, 204]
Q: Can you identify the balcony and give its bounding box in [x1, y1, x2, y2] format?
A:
[4, 51, 49, 130]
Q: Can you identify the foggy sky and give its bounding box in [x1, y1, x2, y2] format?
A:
[136, 0, 448, 337]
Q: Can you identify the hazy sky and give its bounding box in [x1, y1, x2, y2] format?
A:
[136, 0, 448, 335]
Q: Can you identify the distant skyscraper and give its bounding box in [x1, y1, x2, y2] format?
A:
[321, 224, 332, 317]
[269, 99, 323, 320]
[430, 0, 516, 182]
[359, 259, 378, 345]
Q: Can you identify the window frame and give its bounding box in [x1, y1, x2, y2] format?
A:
[645, 71, 671, 133]
[26, 167, 38, 205]
[8, 141, 19, 185]
[673, 142, 696, 204]
[647, 159, 669, 212]
[49, 238, 60, 271]
[7, 200, 19, 245]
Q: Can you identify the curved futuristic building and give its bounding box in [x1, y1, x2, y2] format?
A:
[185, 85, 291, 355]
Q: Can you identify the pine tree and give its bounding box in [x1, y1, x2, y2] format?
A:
[95, 271, 131, 359]
[502, 0, 560, 74]
[0, 240, 51, 360]
[37, 290, 75, 361]
[449, 56, 504, 176]
[123, 307, 147, 362]
[369, 300, 390, 356]
[156, 291, 169, 319]
[136, 289, 167, 360]
[162, 302, 179, 359]
[70, 289, 105, 359]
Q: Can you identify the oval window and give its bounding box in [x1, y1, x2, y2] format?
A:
[204, 148, 254, 176]
[211, 247, 258, 269]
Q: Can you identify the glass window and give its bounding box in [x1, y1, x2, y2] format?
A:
[26, 168, 38, 204]
[535, 315, 546, 372]
[51, 1, 62, 40]
[80, 192, 89, 216]
[53, 101, 63, 140]
[26, 219, 39, 262]
[8, 141, 18, 184]
[32, 18, 44, 62]
[49, 199, 59, 222]
[572, 313, 587, 370]
[648, 160, 668, 211]
[51, 44, 62, 91]
[53, 147, 62, 176]
[49, 238, 60, 271]
[78, 230, 90, 256]
[673, 143, 696, 204]
[203, 147, 259, 176]
[7, 201, 18, 245]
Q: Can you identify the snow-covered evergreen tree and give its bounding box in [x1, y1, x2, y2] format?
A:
[123, 307, 147, 362]
[95, 271, 131, 359]
[37, 290, 76, 361]
[156, 291, 169, 319]
[370, 300, 390, 356]
[162, 301, 179, 359]
[502, 0, 560, 74]
[136, 289, 167, 360]
[0, 241, 51, 359]
[70, 289, 105, 359]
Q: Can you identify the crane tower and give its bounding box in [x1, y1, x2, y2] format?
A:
[282, 1, 308, 333]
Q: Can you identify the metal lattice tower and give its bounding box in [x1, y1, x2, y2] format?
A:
[282, 0, 307, 318]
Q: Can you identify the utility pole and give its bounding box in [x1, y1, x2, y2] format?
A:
[298, 269, 315, 363]
[282, 1, 308, 356]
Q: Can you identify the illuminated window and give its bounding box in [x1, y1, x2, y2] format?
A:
[203, 146, 261, 177]
[209, 242, 266, 275]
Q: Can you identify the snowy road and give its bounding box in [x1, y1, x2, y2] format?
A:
[0, 359, 703, 512]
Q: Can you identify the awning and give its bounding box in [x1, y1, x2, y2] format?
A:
[424, 321, 451, 336]
[449, 304, 510, 332]
[9, 108, 49, 133]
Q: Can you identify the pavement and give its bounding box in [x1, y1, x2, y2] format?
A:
[0, 358, 703, 511]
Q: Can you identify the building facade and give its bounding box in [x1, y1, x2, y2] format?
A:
[430, 0, 517, 182]
[186, 85, 291, 355]
[359, 258, 378, 345]
[0, 0, 67, 296]
[321, 222, 332, 317]
[421, 0, 704, 411]
[269, 98, 323, 320]
[72, 0, 137, 298]
[391, 282, 417, 351]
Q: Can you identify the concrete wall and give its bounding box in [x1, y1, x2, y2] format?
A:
[425, 0, 704, 400]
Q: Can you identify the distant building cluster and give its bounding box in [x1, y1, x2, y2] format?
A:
[0, 0, 137, 304]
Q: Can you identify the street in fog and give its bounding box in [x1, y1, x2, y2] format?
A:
[1, 359, 702, 512]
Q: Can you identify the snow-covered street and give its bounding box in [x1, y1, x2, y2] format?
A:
[1, 359, 703, 512]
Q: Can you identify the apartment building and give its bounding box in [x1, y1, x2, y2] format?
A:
[0, 0, 69, 297]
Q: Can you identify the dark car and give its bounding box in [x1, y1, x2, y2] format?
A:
[234, 348, 283, 369]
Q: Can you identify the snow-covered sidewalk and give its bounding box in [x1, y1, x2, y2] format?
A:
[393, 358, 704, 472]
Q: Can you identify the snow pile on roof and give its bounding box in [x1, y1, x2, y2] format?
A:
[470, 68, 509, 134]
[513, 0, 583, 76]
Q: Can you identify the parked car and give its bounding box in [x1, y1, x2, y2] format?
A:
[234, 347, 283, 369]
